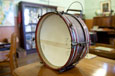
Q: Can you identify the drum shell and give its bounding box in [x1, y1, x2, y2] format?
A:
[35, 12, 89, 70]
[62, 13, 89, 65]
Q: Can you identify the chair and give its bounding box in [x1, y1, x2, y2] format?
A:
[0, 33, 18, 76]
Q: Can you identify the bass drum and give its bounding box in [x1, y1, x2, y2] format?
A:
[35, 12, 89, 70]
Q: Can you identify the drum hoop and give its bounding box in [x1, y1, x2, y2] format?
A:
[35, 12, 75, 70]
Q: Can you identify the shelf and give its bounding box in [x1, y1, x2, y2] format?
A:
[25, 23, 37, 26]
[91, 28, 115, 32]
[19, 1, 57, 54]
[26, 48, 36, 54]
[29, 23, 37, 25]
[27, 48, 36, 51]
[31, 48, 36, 50]
[25, 32, 35, 34]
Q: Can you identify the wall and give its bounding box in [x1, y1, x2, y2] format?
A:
[0, 0, 85, 42]
[0, 26, 15, 42]
[85, 0, 115, 19]
[14, 0, 85, 15]
[85, 0, 115, 30]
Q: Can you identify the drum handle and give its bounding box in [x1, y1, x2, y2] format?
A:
[66, 1, 83, 14]
[66, 9, 82, 13]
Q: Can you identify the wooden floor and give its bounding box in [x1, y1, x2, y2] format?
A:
[0, 53, 40, 76]
[18, 53, 40, 67]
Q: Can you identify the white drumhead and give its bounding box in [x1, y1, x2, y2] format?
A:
[36, 13, 71, 69]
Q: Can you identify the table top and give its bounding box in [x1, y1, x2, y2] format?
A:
[0, 42, 10, 45]
[13, 56, 115, 76]
[0, 42, 10, 51]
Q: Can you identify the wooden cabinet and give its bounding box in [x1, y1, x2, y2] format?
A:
[18, 1, 57, 54]
[112, 16, 115, 27]
[92, 16, 115, 45]
[102, 17, 111, 27]
[93, 16, 115, 27]
[93, 17, 102, 26]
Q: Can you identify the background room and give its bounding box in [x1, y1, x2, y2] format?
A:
[0, 0, 115, 76]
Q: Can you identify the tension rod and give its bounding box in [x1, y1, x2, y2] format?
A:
[72, 41, 89, 47]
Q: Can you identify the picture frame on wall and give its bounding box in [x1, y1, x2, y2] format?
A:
[101, 1, 111, 14]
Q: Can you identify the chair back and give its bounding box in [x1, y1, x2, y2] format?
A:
[9, 33, 17, 59]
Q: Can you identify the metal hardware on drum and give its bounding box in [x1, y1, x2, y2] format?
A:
[72, 41, 89, 47]
[55, 11, 64, 15]
[58, 64, 75, 73]
[40, 61, 43, 64]
[66, 1, 83, 18]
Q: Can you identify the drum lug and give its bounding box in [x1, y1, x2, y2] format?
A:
[69, 23, 72, 27]
[55, 11, 64, 15]
[40, 61, 43, 64]
[58, 64, 75, 73]
[72, 42, 89, 47]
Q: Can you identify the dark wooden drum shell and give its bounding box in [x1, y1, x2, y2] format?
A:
[35, 12, 89, 70]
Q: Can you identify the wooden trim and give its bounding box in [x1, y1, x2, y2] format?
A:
[20, 1, 57, 8]
[84, 19, 93, 31]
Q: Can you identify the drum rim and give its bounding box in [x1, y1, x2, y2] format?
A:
[35, 12, 74, 70]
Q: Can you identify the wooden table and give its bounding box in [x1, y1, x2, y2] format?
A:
[0, 42, 10, 51]
[13, 56, 115, 76]
[0, 42, 10, 61]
